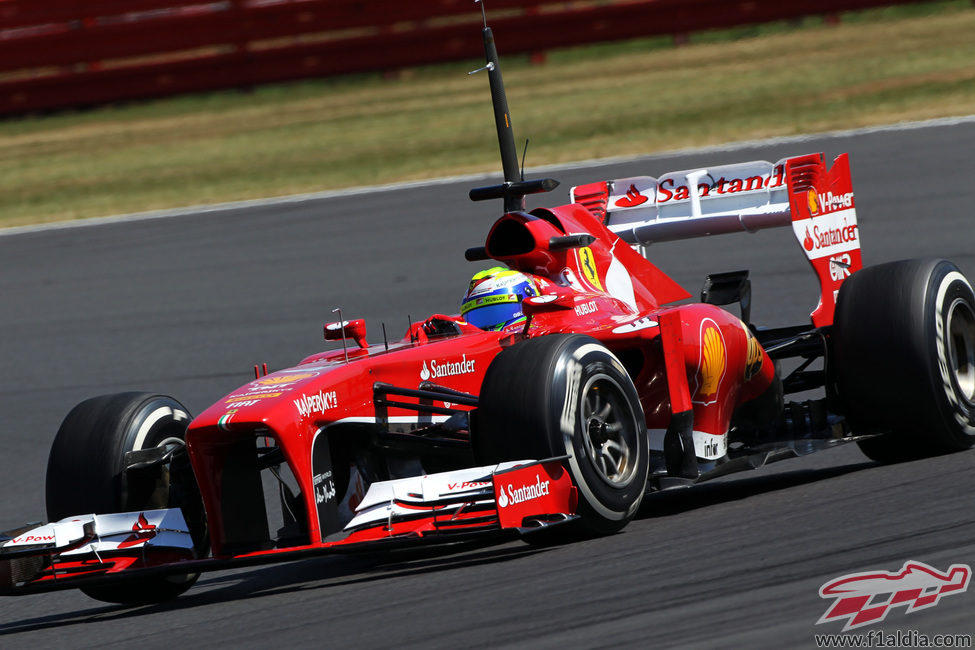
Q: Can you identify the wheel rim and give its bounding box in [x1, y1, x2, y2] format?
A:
[947, 297, 975, 404]
[581, 374, 639, 488]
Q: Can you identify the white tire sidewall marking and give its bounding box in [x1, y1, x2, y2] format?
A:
[934, 270, 975, 436]
[132, 405, 175, 451]
[559, 342, 641, 521]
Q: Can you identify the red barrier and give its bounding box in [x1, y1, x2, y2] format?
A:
[0, 0, 941, 117]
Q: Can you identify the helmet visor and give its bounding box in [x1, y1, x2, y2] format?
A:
[461, 300, 523, 331]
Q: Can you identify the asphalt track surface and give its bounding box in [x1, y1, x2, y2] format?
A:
[1, 121, 974, 648]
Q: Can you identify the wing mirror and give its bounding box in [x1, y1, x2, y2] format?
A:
[324, 318, 368, 349]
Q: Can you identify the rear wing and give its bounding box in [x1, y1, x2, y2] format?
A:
[570, 153, 861, 327]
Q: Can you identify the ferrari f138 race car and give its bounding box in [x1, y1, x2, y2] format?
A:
[3, 14, 974, 606]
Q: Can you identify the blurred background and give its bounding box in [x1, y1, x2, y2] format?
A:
[2, 0, 974, 228]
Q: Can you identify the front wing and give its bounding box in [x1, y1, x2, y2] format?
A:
[0, 459, 576, 596]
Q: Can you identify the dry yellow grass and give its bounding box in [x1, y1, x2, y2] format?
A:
[1, 3, 974, 227]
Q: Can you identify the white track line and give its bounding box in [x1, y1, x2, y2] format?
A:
[3, 114, 975, 239]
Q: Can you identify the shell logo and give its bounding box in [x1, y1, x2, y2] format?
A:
[744, 332, 763, 381]
[807, 188, 820, 215]
[693, 320, 727, 405]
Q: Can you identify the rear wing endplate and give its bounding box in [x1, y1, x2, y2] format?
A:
[571, 153, 862, 327]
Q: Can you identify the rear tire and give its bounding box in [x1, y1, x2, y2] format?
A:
[46, 393, 206, 604]
[473, 334, 648, 535]
[831, 259, 975, 462]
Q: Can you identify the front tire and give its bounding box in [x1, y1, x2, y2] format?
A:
[46, 392, 206, 604]
[832, 259, 975, 462]
[474, 334, 648, 535]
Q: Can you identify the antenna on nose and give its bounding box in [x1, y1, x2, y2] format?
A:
[467, 1, 558, 213]
[477, 0, 488, 28]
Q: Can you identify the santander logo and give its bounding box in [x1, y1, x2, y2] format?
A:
[794, 209, 859, 260]
[497, 474, 551, 508]
[803, 227, 815, 252]
[421, 355, 476, 381]
[117, 512, 158, 549]
[804, 220, 858, 253]
[614, 184, 649, 208]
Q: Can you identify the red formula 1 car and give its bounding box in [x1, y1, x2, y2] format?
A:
[3, 21, 974, 605]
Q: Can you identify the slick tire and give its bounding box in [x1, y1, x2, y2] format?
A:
[46, 393, 206, 604]
[831, 259, 975, 462]
[473, 334, 648, 535]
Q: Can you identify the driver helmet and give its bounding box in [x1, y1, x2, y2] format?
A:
[461, 266, 539, 331]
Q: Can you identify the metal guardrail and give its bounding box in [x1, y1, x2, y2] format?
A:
[0, 0, 941, 117]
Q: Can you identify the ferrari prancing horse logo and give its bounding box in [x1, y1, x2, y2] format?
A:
[577, 247, 603, 291]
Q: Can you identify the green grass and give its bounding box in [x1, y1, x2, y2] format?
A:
[2, 1, 974, 227]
